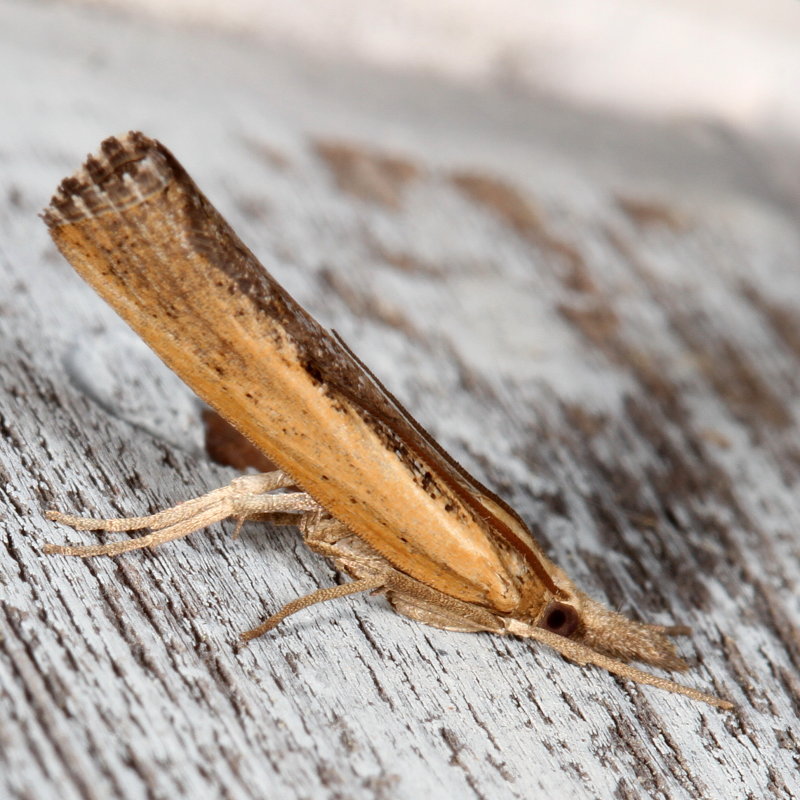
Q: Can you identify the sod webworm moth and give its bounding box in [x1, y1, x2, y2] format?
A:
[42, 132, 731, 710]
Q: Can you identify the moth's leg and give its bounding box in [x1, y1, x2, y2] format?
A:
[47, 471, 298, 531]
[237, 509, 387, 640]
[239, 511, 504, 640]
[385, 593, 499, 634]
[239, 576, 386, 642]
[382, 571, 505, 634]
[295, 510, 506, 634]
[44, 471, 319, 557]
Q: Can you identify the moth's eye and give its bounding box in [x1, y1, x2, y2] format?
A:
[539, 602, 580, 637]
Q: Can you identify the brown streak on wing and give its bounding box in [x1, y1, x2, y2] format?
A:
[328, 334, 564, 598]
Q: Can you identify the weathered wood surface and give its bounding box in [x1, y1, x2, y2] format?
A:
[2, 2, 800, 798]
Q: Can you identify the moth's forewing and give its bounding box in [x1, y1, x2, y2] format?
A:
[43, 134, 737, 710]
[44, 133, 560, 619]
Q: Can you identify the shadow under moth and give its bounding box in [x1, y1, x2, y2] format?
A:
[42, 132, 732, 710]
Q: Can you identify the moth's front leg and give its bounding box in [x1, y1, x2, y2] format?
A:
[44, 470, 320, 557]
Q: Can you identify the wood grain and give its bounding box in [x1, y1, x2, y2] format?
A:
[2, 2, 800, 798]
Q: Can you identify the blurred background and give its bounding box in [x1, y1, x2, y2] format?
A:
[51, 0, 800, 139]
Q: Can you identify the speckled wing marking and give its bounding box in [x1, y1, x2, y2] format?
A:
[43, 132, 563, 615]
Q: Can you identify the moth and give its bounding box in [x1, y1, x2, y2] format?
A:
[42, 132, 731, 710]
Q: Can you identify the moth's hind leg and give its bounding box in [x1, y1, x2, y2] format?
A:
[44, 471, 320, 557]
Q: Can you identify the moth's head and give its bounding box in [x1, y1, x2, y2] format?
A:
[507, 560, 730, 706]
[507, 578, 731, 708]
[530, 569, 687, 671]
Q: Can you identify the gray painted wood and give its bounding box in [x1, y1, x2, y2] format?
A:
[2, 2, 799, 798]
